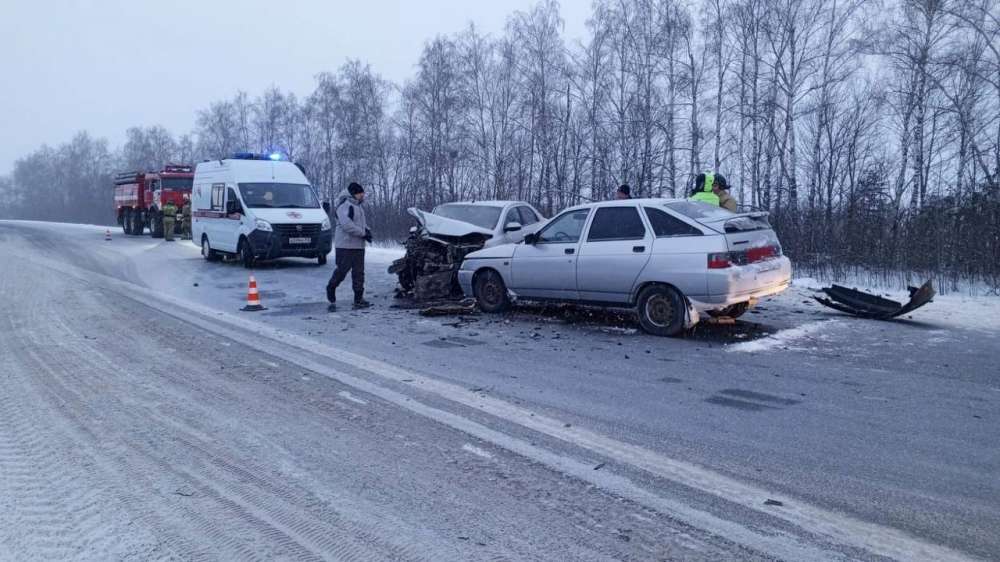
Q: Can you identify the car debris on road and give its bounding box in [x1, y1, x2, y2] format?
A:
[813, 280, 935, 319]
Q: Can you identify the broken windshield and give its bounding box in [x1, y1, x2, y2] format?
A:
[430, 204, 502, 230]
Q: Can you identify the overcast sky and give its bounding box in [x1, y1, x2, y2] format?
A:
[0, 0, 590, 175]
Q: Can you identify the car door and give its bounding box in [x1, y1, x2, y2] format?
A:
[576, 205, 653, 303]
[220, 186, 244, 252]
[510, 208, 591, 300]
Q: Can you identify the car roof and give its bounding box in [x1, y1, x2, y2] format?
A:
[560, 197, 687, 213]
[437, 200, 523, 206]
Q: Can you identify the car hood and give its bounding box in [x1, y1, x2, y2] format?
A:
[409, 207, 495, 238]
[249, 208, 328, 224]
[465, 242, 517, 260]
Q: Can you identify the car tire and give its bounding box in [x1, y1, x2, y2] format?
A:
[474, 269, 510, 313]
[709, 302, 749, 319]
[239, 238, 255, 269]
[317, 253, 327, 266]
[636, 285, 686, 337]
[201, 236, 221, 262]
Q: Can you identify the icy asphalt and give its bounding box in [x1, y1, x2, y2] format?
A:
[1, 220, 998, 561]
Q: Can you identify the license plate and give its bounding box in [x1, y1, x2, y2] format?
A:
[756, 260, 779, 272]
[288, 237, 312, 244]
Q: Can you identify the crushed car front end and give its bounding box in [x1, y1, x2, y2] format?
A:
[389, 208, 494, 301]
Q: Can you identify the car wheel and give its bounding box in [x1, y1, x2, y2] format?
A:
[202, 236, 220, 262]
[317, 253, 327, 266]
[239, 238, 255, 269]
[709, 302, 749, 319]
[636, 285, 686, 337]
[474, 269, 510, 313]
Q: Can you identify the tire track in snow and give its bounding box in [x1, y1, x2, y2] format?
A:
[8, 270, 450, 562]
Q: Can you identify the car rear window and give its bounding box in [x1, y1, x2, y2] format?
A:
[645, 208, 702, 237]
[664, 201, 735, 221]
[587, 207, 646, 241]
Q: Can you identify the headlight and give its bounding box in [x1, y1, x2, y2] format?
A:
[321, 217, 332, 231]
[254, 219, 273, 232]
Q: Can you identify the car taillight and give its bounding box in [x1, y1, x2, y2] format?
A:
[708, 252, 731, 269]
[747, 245, 779, 263]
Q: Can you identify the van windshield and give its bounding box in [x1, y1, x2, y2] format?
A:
[238, 183, 319, 209]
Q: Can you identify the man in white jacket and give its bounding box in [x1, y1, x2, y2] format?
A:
[326, 182, 372, 310]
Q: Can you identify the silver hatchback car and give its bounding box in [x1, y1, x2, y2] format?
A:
[457, 198, 792, 336]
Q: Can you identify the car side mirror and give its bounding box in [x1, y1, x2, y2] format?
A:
[322, 201, 331, 214]
[504, 221, 523, 233]
[524, 232, 538, 245]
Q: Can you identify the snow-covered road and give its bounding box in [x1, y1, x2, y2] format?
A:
[1, 220, 998, 560]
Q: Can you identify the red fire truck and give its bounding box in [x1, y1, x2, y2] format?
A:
[114, 164, 194, 237]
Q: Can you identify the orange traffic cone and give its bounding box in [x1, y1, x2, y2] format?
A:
[241, 275, 267, 311]
[105, 229, 112, 241]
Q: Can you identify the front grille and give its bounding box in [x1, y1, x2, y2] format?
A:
[273, 223, 321, 236]
[273, 223, 322, 250]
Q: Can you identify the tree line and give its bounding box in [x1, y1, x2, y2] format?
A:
[2, 0, 998, 290]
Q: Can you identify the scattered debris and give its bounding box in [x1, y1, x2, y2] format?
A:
[593, 462, 606, 471]
[764, 498, 784, 506]
[419, 298, 478, 317]
[814, 281, 935, 319]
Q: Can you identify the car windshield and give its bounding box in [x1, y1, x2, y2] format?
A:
[238, 183, 319, 209]
[430, 204, 502, 230]
[161, 178, 192, 191]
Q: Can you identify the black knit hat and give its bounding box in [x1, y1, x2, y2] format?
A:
[617, 184, 631, 196]
[348, 182, 365, 195]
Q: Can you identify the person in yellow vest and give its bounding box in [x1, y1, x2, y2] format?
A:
[690, 172, 738, 212]
[181, 195, 192, 240]
[162, 201, 178, 241]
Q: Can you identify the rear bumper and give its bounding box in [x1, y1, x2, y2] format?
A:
[692, 257, 792, 309]
[247, 229, 332, 260]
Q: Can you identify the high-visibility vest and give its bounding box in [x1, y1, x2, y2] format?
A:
[690, 172, 720, 206]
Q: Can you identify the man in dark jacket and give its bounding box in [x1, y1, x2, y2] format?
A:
[326, 182, 372, 310]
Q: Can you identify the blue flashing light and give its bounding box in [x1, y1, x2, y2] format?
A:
[232, 152, 256, 160]
[268, 152, 283, 161]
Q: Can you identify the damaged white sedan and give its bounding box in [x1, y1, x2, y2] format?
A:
[389, 201, 546, 300]
[458, 198, 792, 336]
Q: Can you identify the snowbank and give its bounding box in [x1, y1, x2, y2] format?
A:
[727, 320, 838, 353]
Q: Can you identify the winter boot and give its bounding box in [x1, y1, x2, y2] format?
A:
[352, 298, 372, 310]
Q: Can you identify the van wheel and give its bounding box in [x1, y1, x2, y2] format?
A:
[474, 270, 510, 313]
[636, 285, 686, 337]
[239, 238, 255, 269]
[709, 302, 749, 319]
[201, 236, 221, 262]
[317, 253, 327, 266]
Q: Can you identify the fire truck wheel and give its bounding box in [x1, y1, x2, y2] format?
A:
[121, 209, 132, 235]
[239, 238, 255, 269]
[131, 211, 144, 235]
[150, 212, 163, 238]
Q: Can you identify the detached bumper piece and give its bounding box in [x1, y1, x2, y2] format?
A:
[814, 281, 935, 319]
